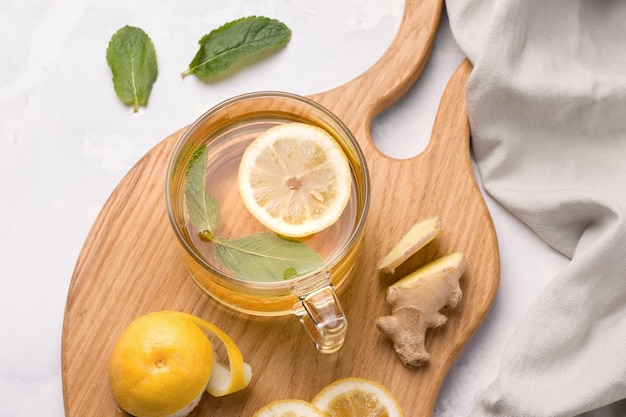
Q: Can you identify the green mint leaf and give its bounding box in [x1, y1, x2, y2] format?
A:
[182, 16, 291, 78]
[212, 233, 323, 282]
[185, 146, 221, 233]
[106, 25, 158, 112]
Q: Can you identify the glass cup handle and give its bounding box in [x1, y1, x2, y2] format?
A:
[298, 285, 348, 354]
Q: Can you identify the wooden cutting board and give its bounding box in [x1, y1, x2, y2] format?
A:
[62, 0, 500, 415]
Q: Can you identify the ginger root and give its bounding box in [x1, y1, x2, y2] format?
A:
[376, 216, 442, 274]
[376, 252, 467, 367]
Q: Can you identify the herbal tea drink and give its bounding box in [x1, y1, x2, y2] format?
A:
[166, 92, 369, 353]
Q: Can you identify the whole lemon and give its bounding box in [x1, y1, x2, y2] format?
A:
[109, 311, 214, 417]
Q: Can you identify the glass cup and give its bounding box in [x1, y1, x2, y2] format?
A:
[166, 91, 370, 353]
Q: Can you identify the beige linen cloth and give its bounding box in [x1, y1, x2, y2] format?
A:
[445, 1, 626, 416]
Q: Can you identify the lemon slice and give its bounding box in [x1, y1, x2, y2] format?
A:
[238, 122, 352, 238]
[252, 399, 325, 417]
[312, 377, 404, 417]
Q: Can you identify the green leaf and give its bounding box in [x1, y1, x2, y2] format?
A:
[182, 16, 291, 78]
[185, 146, 220, 233]
[212, 233, 323, 282]
[106, 25, 158, 112]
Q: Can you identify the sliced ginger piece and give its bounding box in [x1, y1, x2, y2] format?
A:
[376, 216, 442, 273]
[376, 252, 467, 367]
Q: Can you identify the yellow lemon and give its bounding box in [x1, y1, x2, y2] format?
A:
[238, 122, 352, 238]
[109, 311, 252, 417]
[252, 399, 325, 417]
[312, 377, 404, 417]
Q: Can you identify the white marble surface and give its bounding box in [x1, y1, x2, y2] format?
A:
[0, 1, 568, 416]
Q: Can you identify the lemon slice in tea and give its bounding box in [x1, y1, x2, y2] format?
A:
[238, 122, 352, 238]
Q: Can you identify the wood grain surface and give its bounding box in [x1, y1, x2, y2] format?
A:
[62, 0, 500, 415]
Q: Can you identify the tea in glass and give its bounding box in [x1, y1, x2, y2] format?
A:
[166, 92, 369, 353]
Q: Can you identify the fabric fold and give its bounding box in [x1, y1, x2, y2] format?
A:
[445, 0, 626, 415]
